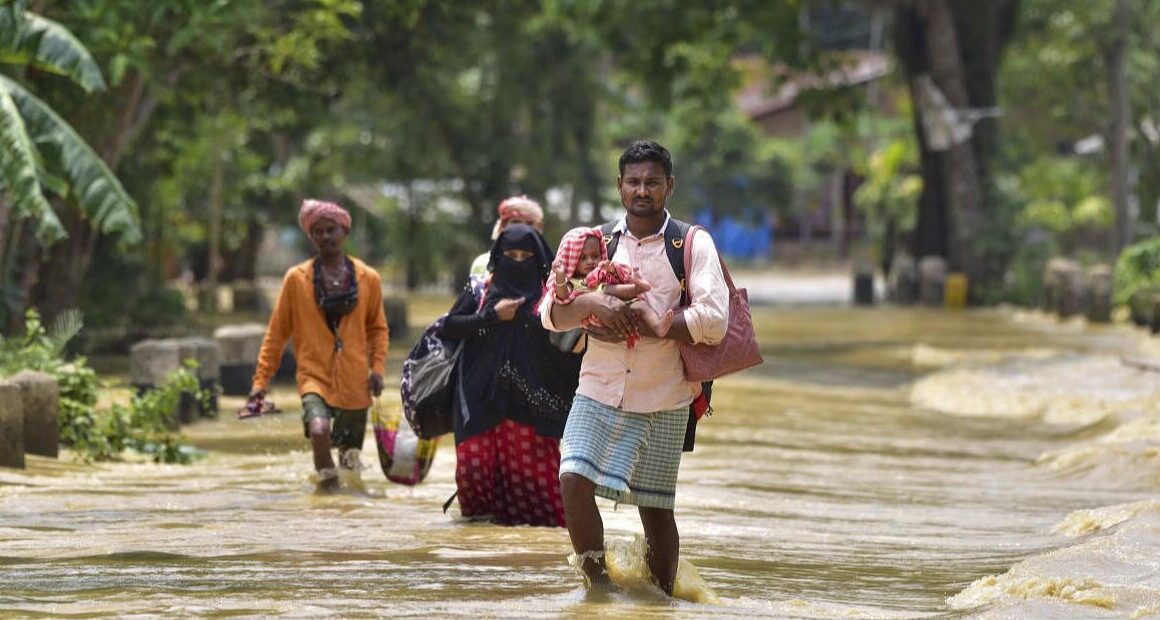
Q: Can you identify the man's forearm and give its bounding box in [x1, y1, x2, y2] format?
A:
[548, 292, 606, 329]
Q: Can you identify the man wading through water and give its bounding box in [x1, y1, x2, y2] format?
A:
[246, 199, 389, 492]
[541, 141, 728, 595]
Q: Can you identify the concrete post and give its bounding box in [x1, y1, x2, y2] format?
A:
[918, 256, 947, 308]
[852, 263, 875, 306]
[129, 339, 188, 426]
[0, 380, 24, 469]
[130, 339, 183, 389]
[177, 337, 221, 418]
[888, 255, 918, 305]
[10, 370, 59, 458]
[1086, 265, 1113, 323]
[213, 323, 266, 396]
[1043, 257, 1080, 315]
[1055, 262, 1085, 318]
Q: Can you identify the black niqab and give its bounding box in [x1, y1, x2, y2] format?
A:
[482, 224, 554, 312]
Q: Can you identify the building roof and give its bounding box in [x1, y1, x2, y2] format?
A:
[735, 50, 892, 120]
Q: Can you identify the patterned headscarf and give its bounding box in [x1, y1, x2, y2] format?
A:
[490, 195, 544, 240]
[554, 226, 606, 280]
[298, 199, 351, 234]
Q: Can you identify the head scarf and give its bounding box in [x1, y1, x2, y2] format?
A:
[451, 224, 578, 445]
[490, 196, 544, 240]
[554, 227, 606, 280]
[298, 199, 351, 235]
[483, 224, 554, 312]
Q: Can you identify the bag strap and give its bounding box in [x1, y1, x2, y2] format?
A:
[682, 224, 737, 301]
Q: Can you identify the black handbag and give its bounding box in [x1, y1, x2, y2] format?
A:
[400, 320, 460, 439]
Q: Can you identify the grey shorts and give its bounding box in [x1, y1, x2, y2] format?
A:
[301, 393, 367, 450]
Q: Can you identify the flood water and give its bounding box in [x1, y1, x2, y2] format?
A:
[4, 305, 1160, 618]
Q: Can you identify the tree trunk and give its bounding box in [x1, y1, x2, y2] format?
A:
[894, 5, 950, 260]
[919, 1, 984, 276]
[206, 154, 224, 292]
[0, 197, 9, 288]
[892, 0, 1019, 301]
[27, 206, 98, 322]
[1107, 0, 1132, 252]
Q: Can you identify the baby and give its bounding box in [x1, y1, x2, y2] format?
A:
[551, 227, 673, 347]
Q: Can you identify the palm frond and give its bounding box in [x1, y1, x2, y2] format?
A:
[0, 5, 106, 92]
[0, 75, 140, 243]
[0, 77, 64, 242]
[47, 307, 83, 354]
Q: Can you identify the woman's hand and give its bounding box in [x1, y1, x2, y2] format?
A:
[494, 297, 525, 321]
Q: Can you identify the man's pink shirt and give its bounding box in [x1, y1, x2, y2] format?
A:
[540, 214, 729, 413]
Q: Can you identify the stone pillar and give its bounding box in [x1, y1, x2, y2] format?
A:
[384, 296, 409, 342]
[0, 379, 24, 469]
[131, 339, 183, 390]
[1055, 262, 1085, 318]
[130, 339, 186, 426]
[918, 256, 947, 308]
[10, 371, 59, 458]
[889, 255, 918, 305]
[177, 337, 221, 418]
[1043, 257, 1079, 315]
[852, 263, 875, 306]
[1086, 265, 1113, 323]
[213, 323, 267, 396]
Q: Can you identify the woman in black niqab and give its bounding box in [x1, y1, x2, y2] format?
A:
[437, 224, 581, 526]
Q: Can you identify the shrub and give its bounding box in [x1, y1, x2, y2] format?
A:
[1113, 238, 1160, 306]
[0, 309, 203, 463]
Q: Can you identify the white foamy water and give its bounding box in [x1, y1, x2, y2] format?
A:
[3, 306, 1160, 617]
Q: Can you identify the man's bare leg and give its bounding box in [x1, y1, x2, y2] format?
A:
[308, 418, 339, 491]
[639, 506, 679, 596]
[560, 472, 610, 586]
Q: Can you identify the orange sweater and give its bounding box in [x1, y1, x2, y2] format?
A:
[252, 257, 389, 410]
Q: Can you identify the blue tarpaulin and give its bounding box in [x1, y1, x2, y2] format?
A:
[693, 210, 771, 261]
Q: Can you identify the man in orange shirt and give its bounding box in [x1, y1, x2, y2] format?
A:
[246, 199, 389, 492]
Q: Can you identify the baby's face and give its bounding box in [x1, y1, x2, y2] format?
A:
[576, 237, 602, 276]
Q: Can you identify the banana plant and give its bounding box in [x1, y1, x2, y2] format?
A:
[0, 0, 139, 245]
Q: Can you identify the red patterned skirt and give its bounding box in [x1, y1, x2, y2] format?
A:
[454, 420, 566, 527]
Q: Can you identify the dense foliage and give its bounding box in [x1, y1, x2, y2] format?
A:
[2, 0, 1159, 330]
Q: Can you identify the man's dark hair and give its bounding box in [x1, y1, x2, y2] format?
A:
[618, 140, 673, 177]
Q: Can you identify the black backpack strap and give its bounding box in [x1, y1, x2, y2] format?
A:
[662, 219, 692, 307]
[599, 222, 619, 258]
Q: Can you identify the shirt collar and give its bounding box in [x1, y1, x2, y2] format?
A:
[613, 210, 671, 240]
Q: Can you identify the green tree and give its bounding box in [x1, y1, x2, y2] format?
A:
[891, 0, 1020, 302]
[0, 0, 139, 327]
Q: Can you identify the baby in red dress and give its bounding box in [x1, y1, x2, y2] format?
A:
[551, 227, 673, 347]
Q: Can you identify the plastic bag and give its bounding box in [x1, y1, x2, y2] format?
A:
[372, 398, 439, 486]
